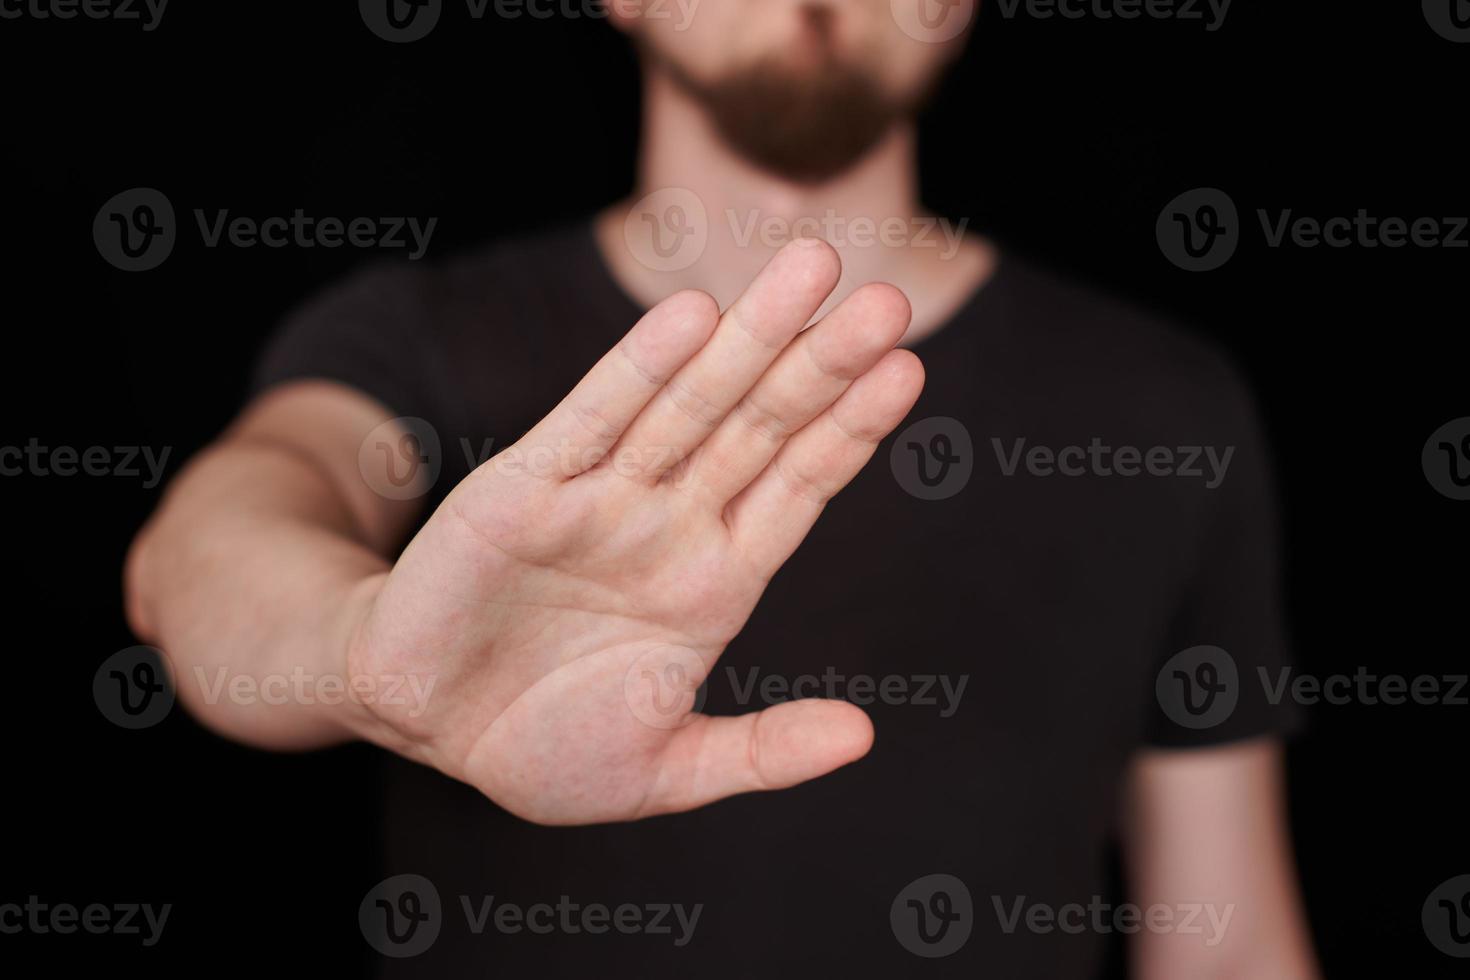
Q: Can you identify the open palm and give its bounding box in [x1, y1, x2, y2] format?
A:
[348, 239, 924, 824]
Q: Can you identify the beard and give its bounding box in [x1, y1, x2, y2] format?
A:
[647, 33, 920, 185]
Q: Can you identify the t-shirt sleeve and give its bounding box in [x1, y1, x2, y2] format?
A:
[250, 260, 452, 431]
[1142, 362, 1305, 748]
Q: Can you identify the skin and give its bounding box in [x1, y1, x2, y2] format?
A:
[125, 1, 1320, 974]
[598, 0, 995, 340]
[1122, 740, 1320, 979]
[130, 241, 922, 824]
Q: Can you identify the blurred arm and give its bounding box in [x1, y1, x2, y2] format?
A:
[1120, 738, 1320, 980]
[124, 381, 420, 750]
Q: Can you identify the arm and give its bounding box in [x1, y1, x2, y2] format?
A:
[1120, 738, 1319, 980]
[124, 380, 420, 752]
[124, 239, 924, 825]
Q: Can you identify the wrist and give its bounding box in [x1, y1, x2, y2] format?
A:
[328, 571, 399, 746]
[330, 571, 446, 769]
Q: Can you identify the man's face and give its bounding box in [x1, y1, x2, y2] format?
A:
[616, 0, 972, 183]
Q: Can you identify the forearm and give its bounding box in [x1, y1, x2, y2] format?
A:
[1125, 741, 1320, 980]
[126, 438, 392, 750]
[1132, 926, 1318, 980]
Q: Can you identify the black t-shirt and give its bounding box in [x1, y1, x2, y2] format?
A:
[254, 222, 1299, 978]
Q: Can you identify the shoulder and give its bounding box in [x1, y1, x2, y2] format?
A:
[285, 220, 595, 326]
[990, 254, 1263, 443]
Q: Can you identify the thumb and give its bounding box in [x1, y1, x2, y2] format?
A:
[645, 699, 874, 817]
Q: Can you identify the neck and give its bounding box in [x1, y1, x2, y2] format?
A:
[596, 66, 993, 344]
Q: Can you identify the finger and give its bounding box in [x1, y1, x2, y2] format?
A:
[646, 699, 874, 816]
[515, 289, 720, 479]
[613, 238, 841, 482]
[684, 282, 910, 504]
[728, 349, 925, 576]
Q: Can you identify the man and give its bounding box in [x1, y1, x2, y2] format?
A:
[124, 1, 1320, 975]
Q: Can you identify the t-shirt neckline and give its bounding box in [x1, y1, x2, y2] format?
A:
[576, 218, 1003, 355]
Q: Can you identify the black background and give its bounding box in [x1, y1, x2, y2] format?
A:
[2, 2, 1465, 976]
